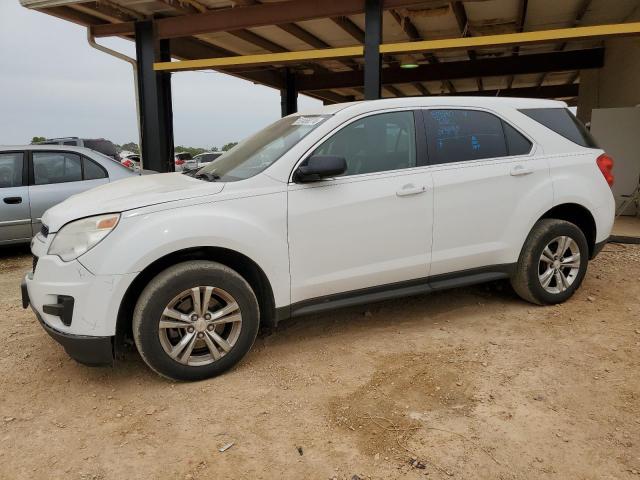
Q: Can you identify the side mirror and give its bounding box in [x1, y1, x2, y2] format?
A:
[293, 155, 347, 183]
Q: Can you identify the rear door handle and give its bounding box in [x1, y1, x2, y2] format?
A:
[3, 197, 22, 204]
[510, 164, 534, 176]
[396, 184, 427, 197]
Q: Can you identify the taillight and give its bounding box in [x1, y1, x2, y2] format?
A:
[596, 153, 614, 187]
[175, 158, 185, 165]
[122, 159, 133, 168]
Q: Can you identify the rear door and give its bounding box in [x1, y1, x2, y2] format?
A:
[28, 151, 109, 233]
[423, 108, 552, 276]
[0, 151, 31, 243]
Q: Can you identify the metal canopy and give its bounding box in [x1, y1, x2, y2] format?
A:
[20, 0, 640, 103]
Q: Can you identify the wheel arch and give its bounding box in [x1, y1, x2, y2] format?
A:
[538, 203, 597, 257]
[115, 246, 277, 354]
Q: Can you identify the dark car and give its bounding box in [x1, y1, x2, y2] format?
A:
[39, 137, 120, 161]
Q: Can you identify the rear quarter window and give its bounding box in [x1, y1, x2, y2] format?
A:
[519, 108, 598, 148]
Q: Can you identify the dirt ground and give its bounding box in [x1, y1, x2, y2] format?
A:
[0, 244, 639, 480]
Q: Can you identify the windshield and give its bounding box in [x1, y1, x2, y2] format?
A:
[197, 115, 330, 182]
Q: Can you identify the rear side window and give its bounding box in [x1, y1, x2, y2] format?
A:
[424, 109, 532, 164]
[519, 108, 598, 148]
[0, 152, 24, 188]
[83, 157, 107, 180]
[33, 152, 82, 185]
[503, 121, 532, 156]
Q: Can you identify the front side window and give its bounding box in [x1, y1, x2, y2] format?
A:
[0, 152, 24, 188]
[311, 111, 416, 176]
[33, 152, 82, 185]
[197, 115, 329, 182]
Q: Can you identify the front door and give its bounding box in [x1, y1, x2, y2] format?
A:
[0, 151, 31, 244]
[288, 110, 434, 304]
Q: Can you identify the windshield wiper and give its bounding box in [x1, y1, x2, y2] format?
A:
[195, 171, 221, 182]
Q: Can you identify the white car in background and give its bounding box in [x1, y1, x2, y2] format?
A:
[174, 152, 193, 172]
[120, 153, 141, 171]
[181, 152, 223, 172]
[22, 97, 615, 381]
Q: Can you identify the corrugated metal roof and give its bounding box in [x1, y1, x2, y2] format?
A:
[19, 0, 640, 103]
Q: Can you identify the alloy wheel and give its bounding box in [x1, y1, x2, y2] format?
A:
[158, 286, 242, 366]
[538, 236, 582, 294]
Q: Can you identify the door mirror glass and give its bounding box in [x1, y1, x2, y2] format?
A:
[294, 155, 347, 183]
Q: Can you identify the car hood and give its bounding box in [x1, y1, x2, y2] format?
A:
[42, 172, 225, 232]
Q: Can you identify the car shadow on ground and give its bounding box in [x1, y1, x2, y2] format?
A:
[99, 279, 521, 384]
[3, 246, 523, 385]
[0, 243, 31, 259]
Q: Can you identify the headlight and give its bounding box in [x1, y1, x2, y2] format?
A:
[48, 214, 120, 262]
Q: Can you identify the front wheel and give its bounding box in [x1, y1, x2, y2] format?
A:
[511, 219, 589, 305]
[132, 260, 260, 381]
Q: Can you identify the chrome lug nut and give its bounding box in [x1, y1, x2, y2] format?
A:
[197, 332, 204, 339]
[207, 324, 214, 331]
[190, 314, 198, 322]
[187, 326, 195, 333]
[204, 313, 211, 321]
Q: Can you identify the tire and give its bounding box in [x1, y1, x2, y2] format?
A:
[511, 219, 589, 305]
[132, 260, 260, 381]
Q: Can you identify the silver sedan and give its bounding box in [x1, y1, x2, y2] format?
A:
[0, 145, 137, 244]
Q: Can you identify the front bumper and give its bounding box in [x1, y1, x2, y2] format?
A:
[22, 277, 113, 366]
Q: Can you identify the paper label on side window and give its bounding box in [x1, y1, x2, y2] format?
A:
[292, 117, 324, 126]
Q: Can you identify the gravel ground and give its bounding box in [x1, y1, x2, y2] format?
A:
[0, 243, 639, 480]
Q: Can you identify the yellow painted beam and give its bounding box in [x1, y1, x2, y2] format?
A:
[154, 46, 364, 71]
[154, 22, 640, 72]
[380, 22, 640, 54]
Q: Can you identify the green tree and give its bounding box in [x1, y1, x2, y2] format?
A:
[31, 136, 46, 144]
[120, 142, 139, 153]
[221, 142, 238, 151]
[174, 145, 207, 157]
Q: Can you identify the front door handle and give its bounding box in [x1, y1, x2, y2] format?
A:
[3, 196, 22, 204]
[396, 184, 427, 197]
[510, 164, 534, 176]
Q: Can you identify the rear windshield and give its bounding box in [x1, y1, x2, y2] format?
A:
[83, 139, 119, 158]
[519, 108, 598, 148]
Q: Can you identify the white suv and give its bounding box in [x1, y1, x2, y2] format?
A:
[22, 98, 615, 381]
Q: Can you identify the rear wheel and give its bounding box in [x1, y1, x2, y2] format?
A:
[511, 219, 589, 305]
[132, 260, 259, 381]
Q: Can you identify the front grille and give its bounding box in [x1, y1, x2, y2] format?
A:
[32, 255, 39, 273]
[40, 224, 49, 237]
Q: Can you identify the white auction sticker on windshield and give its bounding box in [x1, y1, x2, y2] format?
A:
[292, 116, 324, 126]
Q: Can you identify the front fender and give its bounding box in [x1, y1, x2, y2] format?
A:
[79, 192, 290, 307]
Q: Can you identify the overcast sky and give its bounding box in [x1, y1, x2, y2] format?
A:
[0, 1, 321, 149]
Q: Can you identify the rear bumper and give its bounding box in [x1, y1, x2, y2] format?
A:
[22, 277, 114, 366]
